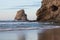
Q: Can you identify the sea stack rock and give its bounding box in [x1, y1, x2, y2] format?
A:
[36, 0, 60, 22]
[15, 9, 27, 21]
[38, 28, 60, 40]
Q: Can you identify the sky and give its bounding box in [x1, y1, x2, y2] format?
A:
[0, 0, 42, 20]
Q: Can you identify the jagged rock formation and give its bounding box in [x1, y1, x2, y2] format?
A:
[15, 9, 28, 21]
[38, 28, 60, 40]
[36, 0, 60, 22]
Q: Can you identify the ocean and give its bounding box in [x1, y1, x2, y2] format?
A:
[0, 21, 59, 40]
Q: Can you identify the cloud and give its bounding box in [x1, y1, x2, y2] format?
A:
[16, 4, 40, 7]
[0, 0, 41, 10]
[15, 1, 41, 7]
[1, 4, 40, 10]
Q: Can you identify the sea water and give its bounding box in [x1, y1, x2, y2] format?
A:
[0, 21, 59, 40]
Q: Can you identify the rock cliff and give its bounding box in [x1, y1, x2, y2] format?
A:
[36, 0, 60, 22]
[15, 9, 28, 21]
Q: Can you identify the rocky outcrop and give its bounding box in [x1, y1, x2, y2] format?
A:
[15, 9, 28, 21]
[38, 28, 60, 40]
[36, 0, 60, 22]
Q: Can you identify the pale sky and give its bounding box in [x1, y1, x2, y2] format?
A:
[0, 0, 42, 20]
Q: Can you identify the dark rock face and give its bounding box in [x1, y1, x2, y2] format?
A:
[38, 28, 60, 40]
[15, 9, 27, 21]
[36, 0, 60, 22]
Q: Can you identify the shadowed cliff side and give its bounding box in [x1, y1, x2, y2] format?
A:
[36, 0, 60, 22]
[38, 28, 60, 40]
[15, 9, 28, 21]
